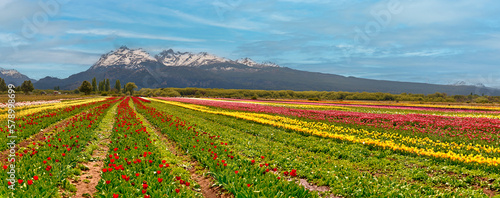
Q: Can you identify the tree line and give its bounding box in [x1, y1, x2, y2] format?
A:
[78, 78, 137, 96]
[0, 78, 34, 94]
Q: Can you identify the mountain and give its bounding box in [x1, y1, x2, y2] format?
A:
[155, 49, 229, 67]
[34, 47, 500, 96]
[452, 81, 486, 88]
[0, 68, 36, 86]
[90, 46, 156, 70]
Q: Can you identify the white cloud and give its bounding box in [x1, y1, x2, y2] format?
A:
[66, 29, 204, 42]
[0, 0, 13, 9]
[144, 6, 264, 31]
[0, 32, 29, 47]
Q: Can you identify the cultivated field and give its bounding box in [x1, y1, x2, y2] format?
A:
[1, 96, 499, 197]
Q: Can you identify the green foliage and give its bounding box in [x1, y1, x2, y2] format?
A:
[21, 80, 35, 94]
[92, 77, 97, 92]
[124, 82, 138, 95]
[115, 79, 121, 92]
[79, 80, 93, 95]
[0, 78, 8, 92]
[105, 79, 110, 91]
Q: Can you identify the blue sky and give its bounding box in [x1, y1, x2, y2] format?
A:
[0, 0, 499, 88]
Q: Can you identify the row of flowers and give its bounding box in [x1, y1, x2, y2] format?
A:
[134, 97, 314, 197]
[152, 98, 500, 168]
[210, 98, 500, 118]
[0, 97, 121, 196]
[0, 98, 114, 151]
[141, 98, 493, 197]
[0, 97, 107, 120]
[277, 99, 500, 112]
[159, 97, 500, 144]
[95, 97, 202, 197]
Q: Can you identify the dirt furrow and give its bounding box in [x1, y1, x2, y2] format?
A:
[70, 103, 118, 198]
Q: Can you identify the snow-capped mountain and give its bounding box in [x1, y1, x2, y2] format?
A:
[90, 46, 156, 69]
[154, 49, 280, 68]
[0, 67, 35, 86]
[155, 49, 230, 67]
[33, 46, 500, 96]
[89, 47, 280, 69]
[236, 58, 279, 68]
[452, 81, 486, 87]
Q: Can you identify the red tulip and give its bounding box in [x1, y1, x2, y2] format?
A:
[27, 180, 33, 185]
[175, 189, 180, 193]
[33, 176, 39, 180]
[106, 180, 111, 184]
[158, 178, 163, 183]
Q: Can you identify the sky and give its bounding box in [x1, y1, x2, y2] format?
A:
[0, 0, 499, 88]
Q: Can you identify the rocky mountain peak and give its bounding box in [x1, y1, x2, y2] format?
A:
[90, 47, 156, 69]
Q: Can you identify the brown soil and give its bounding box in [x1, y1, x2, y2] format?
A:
[299, 179, 330, 192]
[70, 141, 110, 198]
[70, 107, 116, 198]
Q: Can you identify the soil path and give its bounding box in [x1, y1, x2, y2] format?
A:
[71, 103, 118, 198]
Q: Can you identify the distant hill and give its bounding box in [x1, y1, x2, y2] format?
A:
[0, 67, 36, 86]
[33, 46, 500, 96]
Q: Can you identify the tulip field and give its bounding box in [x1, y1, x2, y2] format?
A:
[1, 96, 500, 197]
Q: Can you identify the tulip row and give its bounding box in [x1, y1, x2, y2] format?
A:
[138, 98, 495, 197]
[279, 99, 500, 112]
[0, 97, 121, 197]
[151, 98, 500, 168]
[162, 97, 500, 144]
[94, 97, 202, 198]
[0, 97, 107, 120]
[208, 98, 500, 119]
[0, 97, 115, 151]
[133, 97, 315, 197]
[0, 99, 62, 109]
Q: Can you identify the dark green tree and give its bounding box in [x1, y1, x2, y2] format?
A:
[115, 79, 121, 93]
[20, 80, 34, 94]
[79, 80, 92, 95]
[98, 81, 104, 92]
[105, 79, 110, 91]
[125, 82, 138, 95]
[92, 77, 97, 92]
[0, 78, 7, 92]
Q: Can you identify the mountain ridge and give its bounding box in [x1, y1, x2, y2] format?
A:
[23, 46, 500, 96]
[0, 67, 37, 86]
